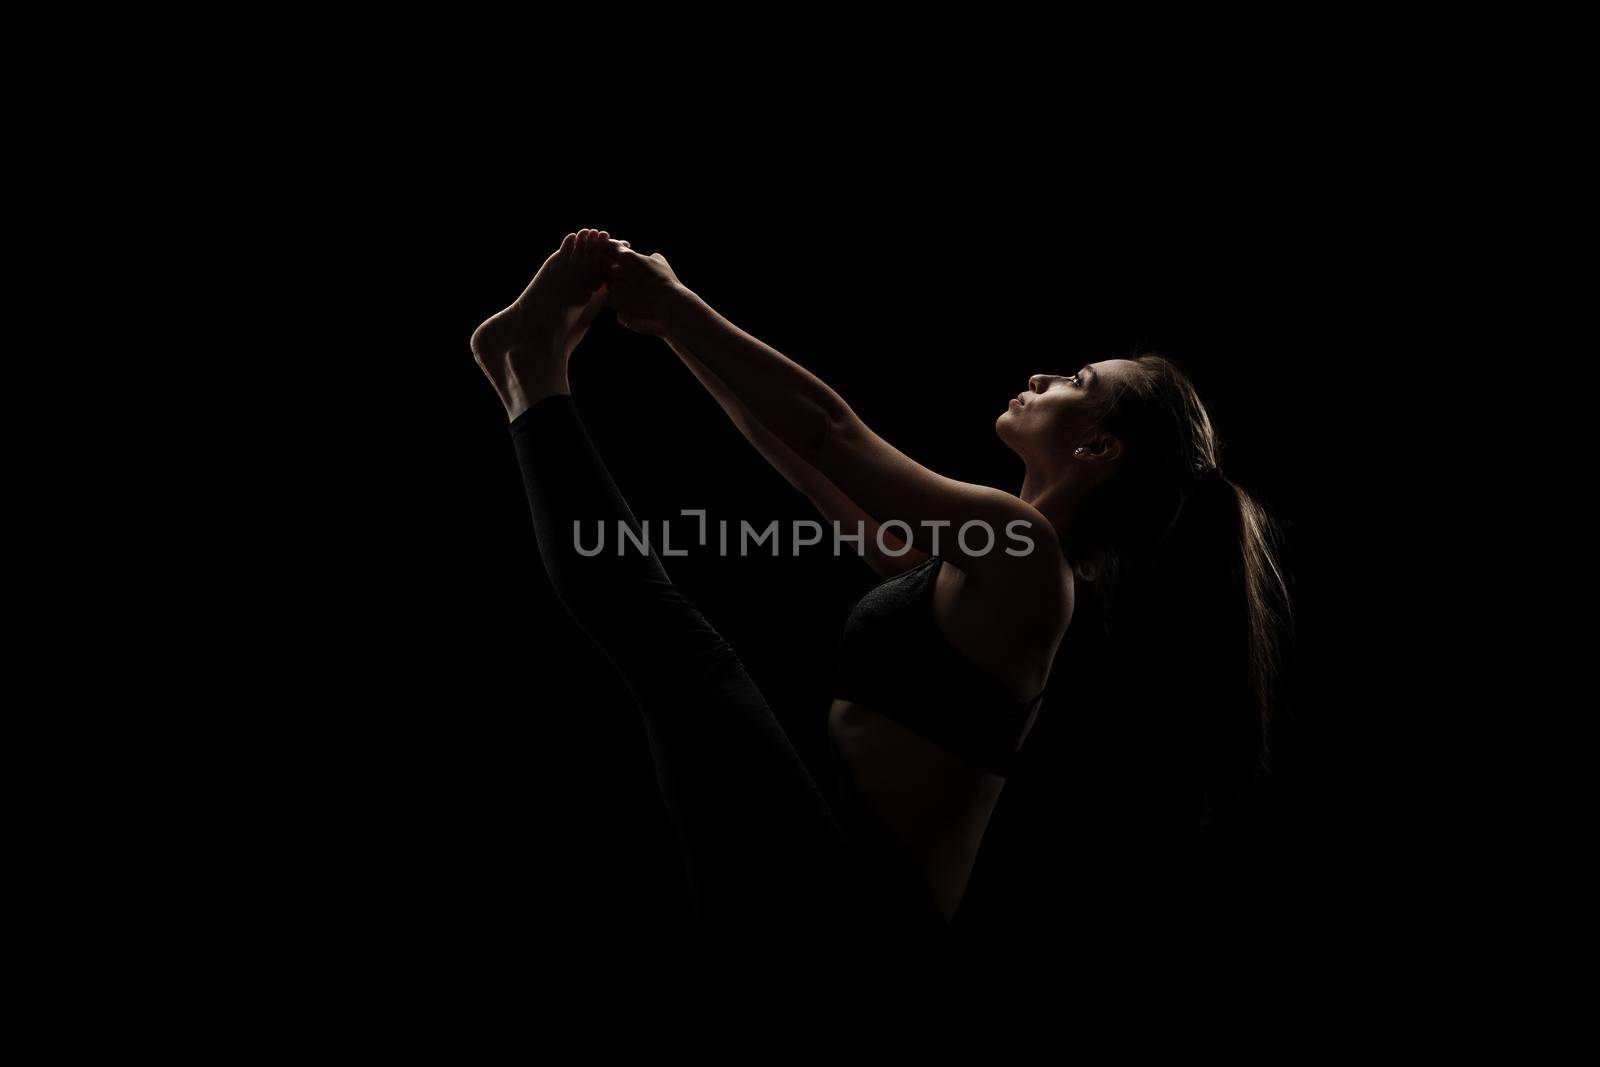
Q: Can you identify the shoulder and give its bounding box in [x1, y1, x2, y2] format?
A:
[952, 494, 1065, 582]
[948, 526, 1074, 626]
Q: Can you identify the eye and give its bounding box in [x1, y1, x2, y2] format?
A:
[1069, 374, 1082, 387]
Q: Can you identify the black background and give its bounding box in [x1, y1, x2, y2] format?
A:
[285, 169, 1403, 980]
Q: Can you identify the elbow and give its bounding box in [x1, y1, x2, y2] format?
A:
[801, 403, 857, 468]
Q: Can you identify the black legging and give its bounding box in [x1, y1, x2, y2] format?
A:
[510, 395, 951, 955]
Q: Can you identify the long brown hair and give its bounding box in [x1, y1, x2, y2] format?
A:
[1064, 354, 1292, 763]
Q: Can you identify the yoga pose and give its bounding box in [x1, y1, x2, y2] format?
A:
[471, 229, 1289, 945]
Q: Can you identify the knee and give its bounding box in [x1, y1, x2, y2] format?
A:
[554, 580, 737, 684]
[545, 564, 693, 637]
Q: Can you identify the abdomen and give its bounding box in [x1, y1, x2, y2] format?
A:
[827, 698, 1008, 920]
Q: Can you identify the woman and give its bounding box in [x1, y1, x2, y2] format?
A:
[471, 228, 1290, 948]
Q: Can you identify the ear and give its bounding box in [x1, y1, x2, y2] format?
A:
[1078, 434, 1125, 465]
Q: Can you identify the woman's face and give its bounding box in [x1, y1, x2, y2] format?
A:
[996, 358, 1140, 465]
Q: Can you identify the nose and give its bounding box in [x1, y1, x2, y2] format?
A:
[1028, 375, 1054, 393]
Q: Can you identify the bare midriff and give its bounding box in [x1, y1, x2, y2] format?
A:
[826, 697, 1040, 922]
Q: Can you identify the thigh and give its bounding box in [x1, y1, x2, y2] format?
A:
[635, 651, 851, 925]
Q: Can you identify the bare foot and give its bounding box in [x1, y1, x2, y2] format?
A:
[471, 228, 627, 420]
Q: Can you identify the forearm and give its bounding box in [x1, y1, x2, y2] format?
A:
[664, 287, 855, 464]
[666, 337, 922, 574]
[666, 337, 808, 484]
[667, 334, 860, 517]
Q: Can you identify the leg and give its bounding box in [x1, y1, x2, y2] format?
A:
[473, 236, 851, 937]
[511, 395, 850, 937]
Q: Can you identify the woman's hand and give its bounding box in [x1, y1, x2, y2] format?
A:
[603, 245, 694, 338]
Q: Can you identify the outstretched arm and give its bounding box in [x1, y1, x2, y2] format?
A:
[605, 246, 1058, 575]
[663, 333, 929, 578]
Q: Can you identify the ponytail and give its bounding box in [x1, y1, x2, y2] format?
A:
[1065, 353, 1293, 829]
[1160, 468, 1292, 762]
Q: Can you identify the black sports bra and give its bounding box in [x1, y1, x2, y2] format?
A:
[831, 555, 1044, 777]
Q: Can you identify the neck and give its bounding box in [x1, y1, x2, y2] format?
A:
[1019, 463, 1081, 546]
